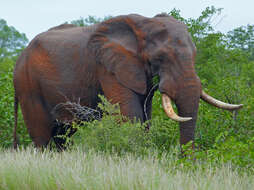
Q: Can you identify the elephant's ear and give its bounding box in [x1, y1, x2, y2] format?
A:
[88, 16, 148, 95]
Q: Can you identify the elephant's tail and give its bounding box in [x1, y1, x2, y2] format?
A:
[13, 95, 19, 149]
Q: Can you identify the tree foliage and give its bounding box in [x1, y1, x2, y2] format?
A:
[227, 24, 254, 60]
[0, 19, 28, 61]
[0, 19, 29, 147]
[169, 6, 223, 42]
[70, 15, 112, 26]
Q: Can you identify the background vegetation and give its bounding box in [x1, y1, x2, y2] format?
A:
[0, 6, 254, 184]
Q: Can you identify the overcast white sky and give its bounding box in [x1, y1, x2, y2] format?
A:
[1, 0, 254, 41]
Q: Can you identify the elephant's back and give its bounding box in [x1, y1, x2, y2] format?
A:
[16, 24, 98, 78]
[30, 24, 97, 55]
[14, 24, 100, 109]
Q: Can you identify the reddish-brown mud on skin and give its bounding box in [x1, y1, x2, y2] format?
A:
[102, 42, 134, 58]
[123, 18, 146, 53]
[19, 97, 52, 147]
[14, 40, 61, 147]
[98, 17, 146, 58]
[29, 42, 58, 80]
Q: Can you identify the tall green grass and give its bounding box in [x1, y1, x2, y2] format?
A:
[0, 147, 253, 190]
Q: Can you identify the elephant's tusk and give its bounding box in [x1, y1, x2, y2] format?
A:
[162, 94, 192, 122]
[201, 90, 243, 110]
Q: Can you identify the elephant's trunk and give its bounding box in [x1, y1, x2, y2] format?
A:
[175, 86, 200, 147]
[160, 77, 201, 147]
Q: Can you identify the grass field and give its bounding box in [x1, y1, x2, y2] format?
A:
[0, 147, 253, 190]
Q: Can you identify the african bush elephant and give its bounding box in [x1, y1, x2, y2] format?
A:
[13, 14, 243, 149]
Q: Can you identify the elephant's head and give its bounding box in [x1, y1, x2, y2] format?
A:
[88, 14, 243, 147]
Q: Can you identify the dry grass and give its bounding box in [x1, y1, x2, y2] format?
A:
[0, 147, 253, 190]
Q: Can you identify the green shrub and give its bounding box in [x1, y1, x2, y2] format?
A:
[72, 95, 156, 156]
[207, 133, 254, 169]
[0, 61, 30, 148]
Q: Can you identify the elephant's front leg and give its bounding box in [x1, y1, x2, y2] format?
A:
[98, 68, 145, 122]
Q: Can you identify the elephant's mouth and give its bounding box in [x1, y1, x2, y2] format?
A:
[161, 91, 243, 122]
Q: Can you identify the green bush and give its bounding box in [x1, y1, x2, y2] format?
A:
[72, 96, 155, 156]
[0, 60, 31, 148]
[207, 133, 254, 169]
[71, 95, 188, 156]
